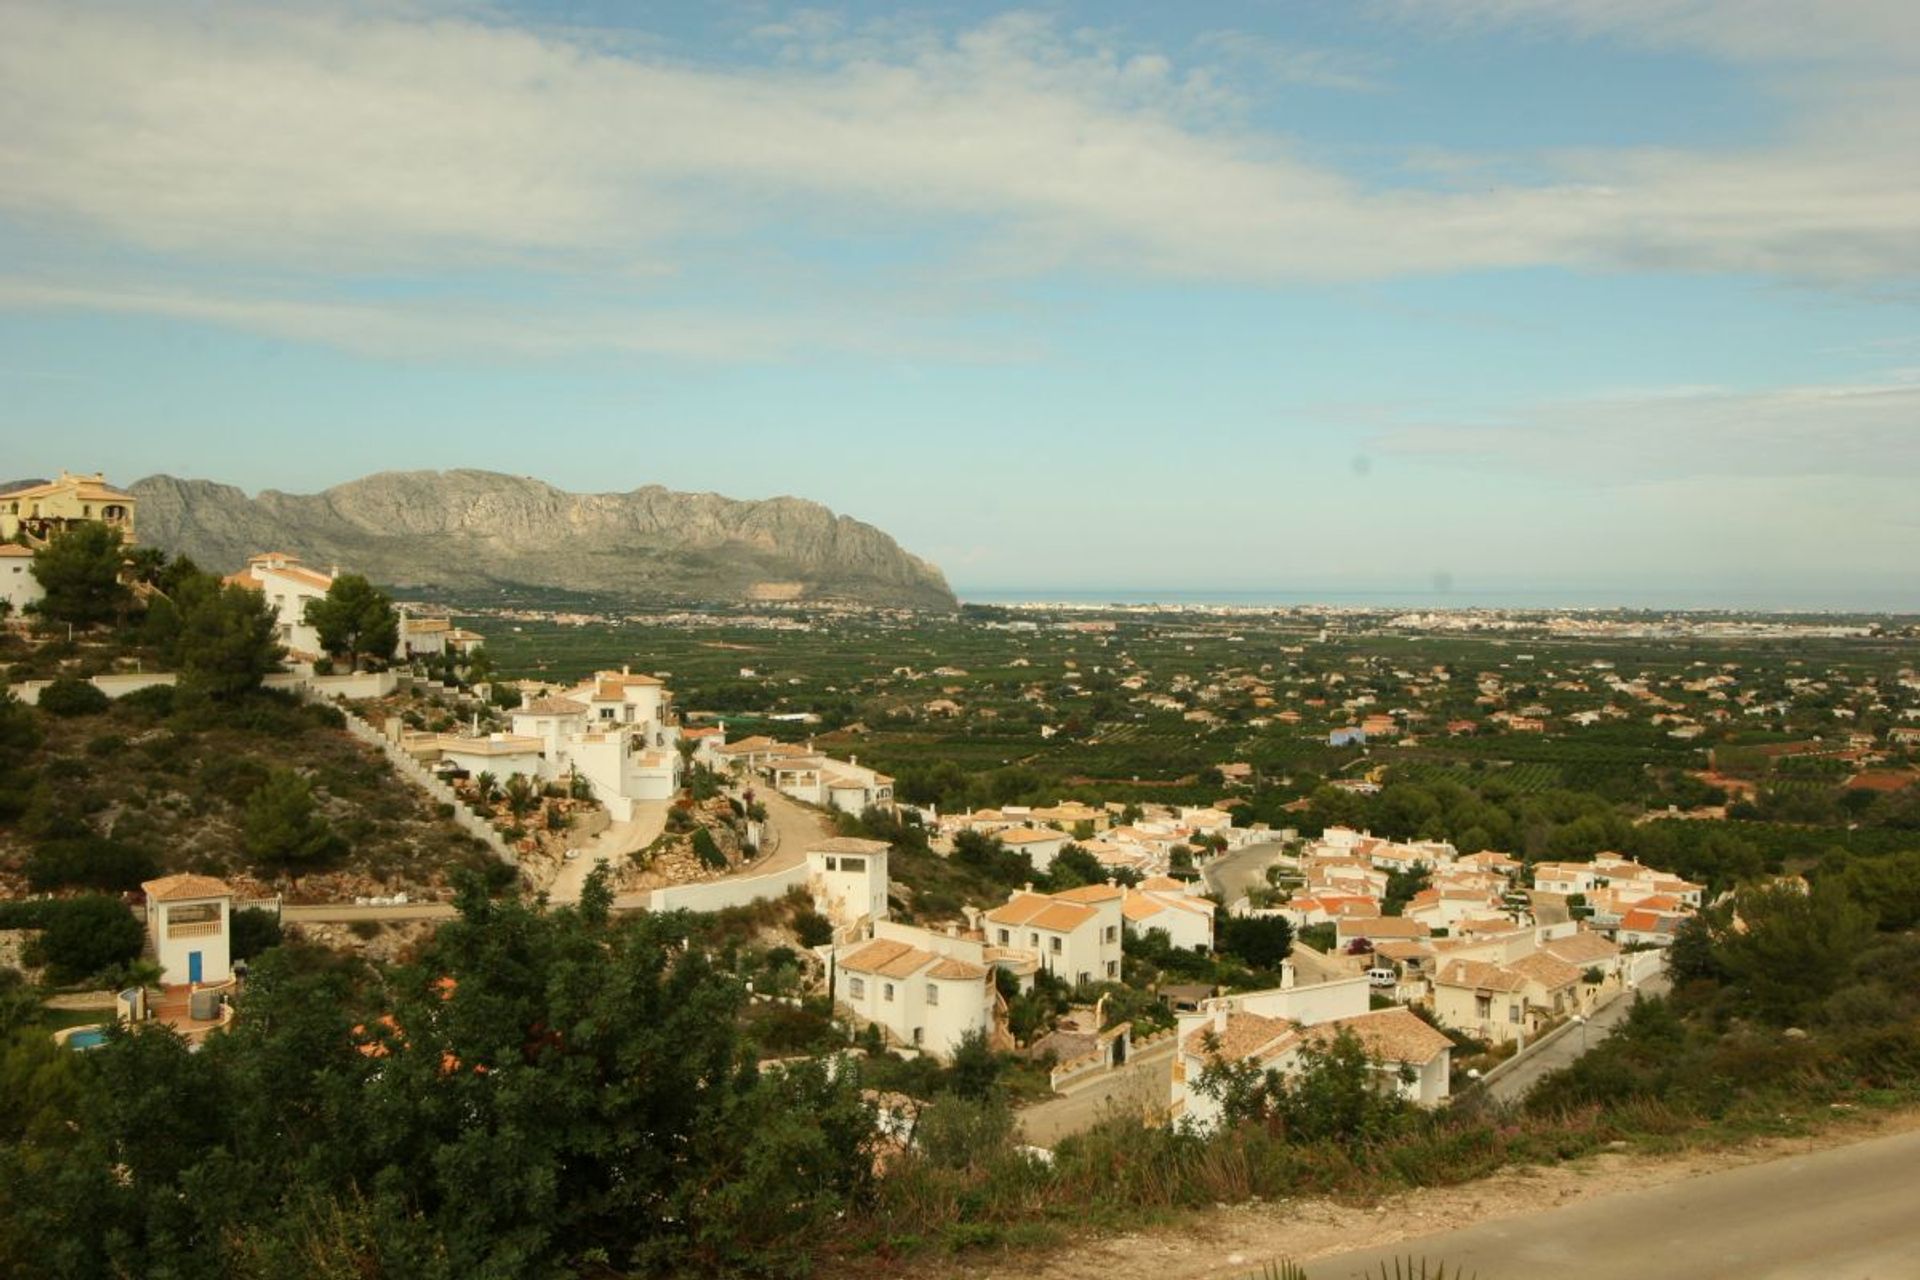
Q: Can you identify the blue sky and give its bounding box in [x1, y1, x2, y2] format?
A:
[2, 1, 1917, 607]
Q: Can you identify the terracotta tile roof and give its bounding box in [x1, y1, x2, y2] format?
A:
[1051, 882, 1125, 904]
[1, 477, 134, 501]
[1507, 952, 1583, 991]
[813, 836, 892, 855]
[1181, 1011, 1300, 1065]
[998, 827, 1067, 845]
[1434, 959, 1526, 992]
[984, 892, 1097, 932]
[1309, 1007, 1452, 1065]
[839, 939, 934, 979]
[521, 695, 588, 716]
[143, 873, 235, 902]
[928, 957, 988, 981]
[1543, 932, 1619, 966]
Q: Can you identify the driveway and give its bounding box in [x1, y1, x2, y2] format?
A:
[741, 786, 836, 876]
[1308, 1125, 1920, 1280]
[545, 800, 669, 904]
[1019, 1036, 1177, 1147]
[1484, 973, 1672, 1105]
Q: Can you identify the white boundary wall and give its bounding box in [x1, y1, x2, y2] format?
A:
[647, 862, 810, 914]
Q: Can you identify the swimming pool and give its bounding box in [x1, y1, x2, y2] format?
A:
[64, 1027, 108, 1050]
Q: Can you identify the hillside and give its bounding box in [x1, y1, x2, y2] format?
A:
[130, 470, 957, 610]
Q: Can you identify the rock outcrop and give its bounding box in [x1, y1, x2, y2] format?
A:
[130, 470, 956, 609]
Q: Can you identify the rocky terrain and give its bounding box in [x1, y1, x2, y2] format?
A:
[130, 469, 956, 610]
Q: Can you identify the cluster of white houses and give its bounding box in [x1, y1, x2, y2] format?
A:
[223, 551, 484, 668]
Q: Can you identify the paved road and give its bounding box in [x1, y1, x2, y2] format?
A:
[1202, 840, 1291, 903]
[1484, 974, 1671, 1105]
[1019, 1037, 1177, 1147]
[749, 787, 834, 876]
[1308, 1126, 1920, 1280]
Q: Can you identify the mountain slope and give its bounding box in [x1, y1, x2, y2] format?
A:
[130, 470, 956, 609]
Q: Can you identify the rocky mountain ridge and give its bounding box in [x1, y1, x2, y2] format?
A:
[129, 470, 956, 610]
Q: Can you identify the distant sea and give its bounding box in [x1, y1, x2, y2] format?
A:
[956, 587, 1919, 614]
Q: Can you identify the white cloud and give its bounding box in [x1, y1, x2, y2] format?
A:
[0, 276, 1022, 363]
[0, 0, 1915, 311]
[1370, 377, 1920, 481]
[1193, 30, 1388, 91]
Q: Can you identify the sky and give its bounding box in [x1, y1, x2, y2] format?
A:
[2, 0, 1917, 609]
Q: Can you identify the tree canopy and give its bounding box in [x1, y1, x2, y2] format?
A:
[305, 574, 398, 671]
[29, 523, 133, 627]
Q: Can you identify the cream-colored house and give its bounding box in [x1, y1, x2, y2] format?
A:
[0, 471, 136, 545]
[142, 873, 234, 987]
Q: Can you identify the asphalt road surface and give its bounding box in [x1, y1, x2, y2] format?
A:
[1308, 1126, 1920, 1280]
[1484, 974, 1672, 1105]
[1202, 840, 1291, 903]
[1018, 1037, 1177, 1147]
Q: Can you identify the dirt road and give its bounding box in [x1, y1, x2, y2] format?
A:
[1311, 1123, 1920, 1280]
[937, 1112, 1920, 1280]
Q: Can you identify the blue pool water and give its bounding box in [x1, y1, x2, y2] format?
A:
[65, 1028, 108, 1050]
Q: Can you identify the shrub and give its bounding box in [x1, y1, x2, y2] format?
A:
[24, 835, 159, 893]
[793, 909, 834, 948]
[37, 677, 109, 717]
[691, 826, 726, 869]
[12, 895, 144, 983]
[230, 908, 284, 961]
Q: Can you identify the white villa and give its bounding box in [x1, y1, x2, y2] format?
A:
[1169, 969, 1452, 1130]
[831, 924, 997, 1061]
[142, 873, 235, 988]
[981, 884, 1125, 989]
[224, 552, 334, 666]
[407, 665, 685, 820]
[0, 544, 42, 617]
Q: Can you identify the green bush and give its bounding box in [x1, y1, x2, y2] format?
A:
[690, 825, 726, 869]
[6, 895, 144, 983]
[37, 677, 109, 717]
[24, 835, 158, 893]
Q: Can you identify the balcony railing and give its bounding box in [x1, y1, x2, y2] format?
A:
[167, 920, 222, 939]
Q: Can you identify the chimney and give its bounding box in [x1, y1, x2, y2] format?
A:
[1211, 1002, 1228, 1034]
[622, 664, 630, 676]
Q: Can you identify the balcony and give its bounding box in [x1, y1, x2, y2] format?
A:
[167, 920, 222, 940]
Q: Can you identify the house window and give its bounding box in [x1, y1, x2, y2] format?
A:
[912, 1027, 924, 1046]
[848, 977, 865, 999]
[926, 984, 939, 1005]
[1029, 933, 1039, 948]
[997, 929, 1010, 945]
[1106, 961, 1118, 978]
[821, 857, 837, 872]
[839, 857, 865, 873]
[1104, 926, 1117, 943]
[1050, 937, 1062, 954]
[1509, 1004, 1522, 1023]
[883, 983, 895, 1002]
[1475, 994, 1492, 1019]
